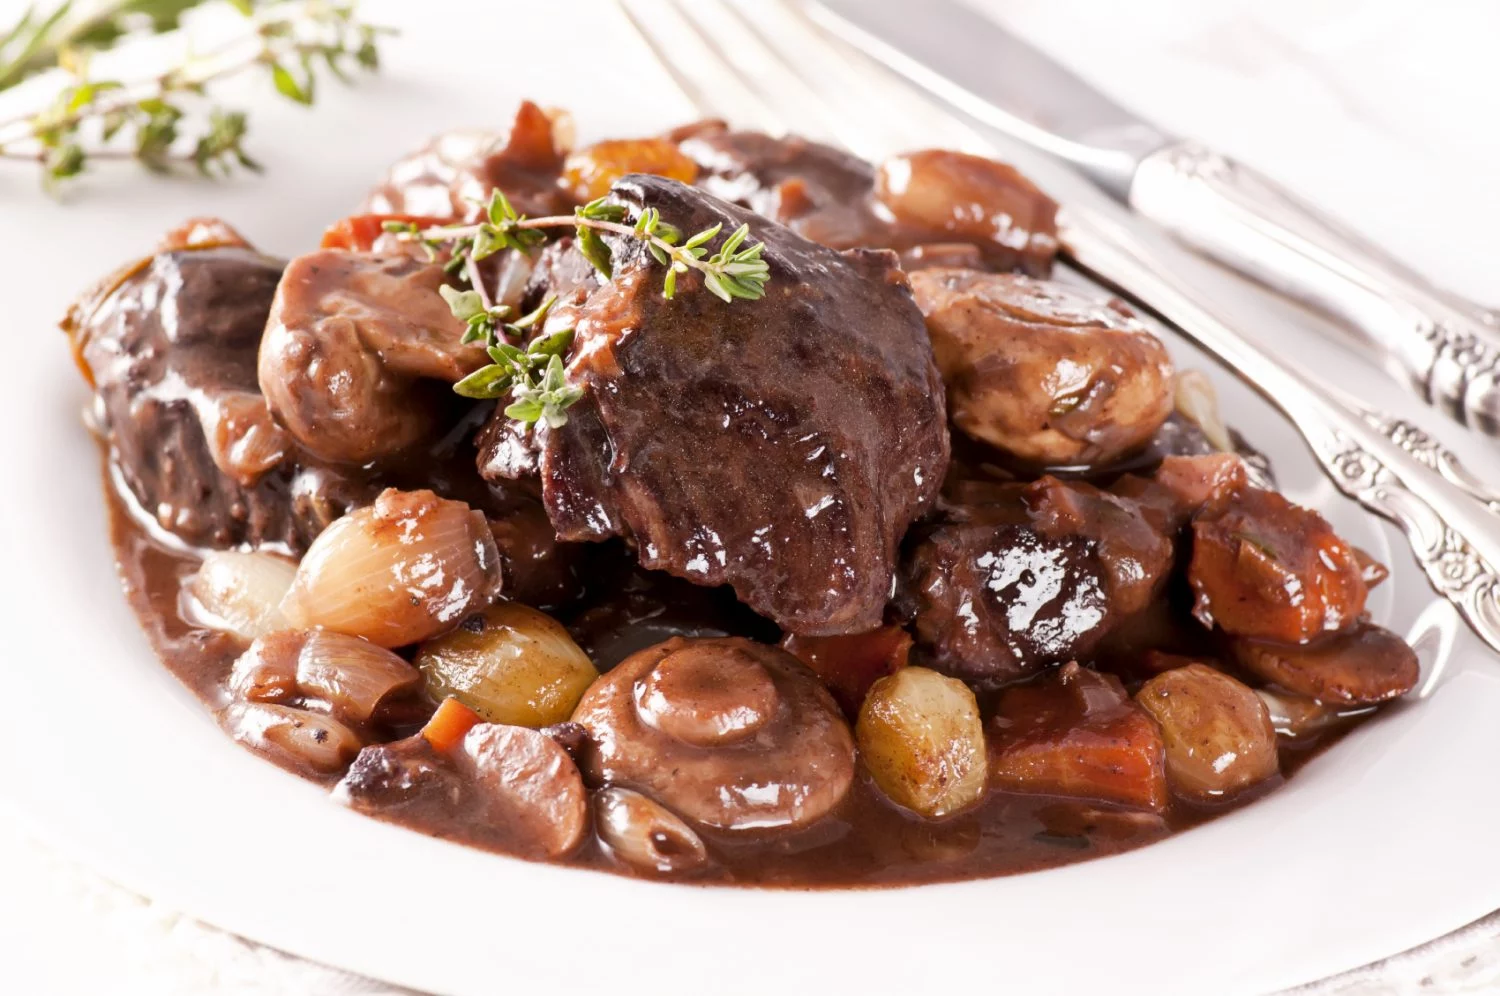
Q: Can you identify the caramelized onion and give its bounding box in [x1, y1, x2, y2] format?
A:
[223, 701, 362, 774]
[227, 630, 303, 704]
[856, 667, 988, 818]
[297, 630, 421, 724]
[280, 489, 501, 648]
[1174, 369, 1233, 453]
[188, 551, 297, 642]
[415, 602, 597, 727]
[594, 787, 708, 876]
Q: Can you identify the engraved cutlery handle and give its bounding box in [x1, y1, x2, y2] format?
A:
[1062, 208, 1500, 652]
[1131, 141, 1500, 435]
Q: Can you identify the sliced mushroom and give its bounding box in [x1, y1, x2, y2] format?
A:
[1232, 623, 1418, 706]
[259, 251, 486, 465]
[456, 723, 589, 859]
[571, 637, 855, 832]
[594, 787, 709, 876]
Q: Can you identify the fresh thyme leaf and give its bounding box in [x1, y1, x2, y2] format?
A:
[527, 327, 574, 358]
[503, 397, 544, 423]
[439, 284, 485, 322]
[269, 60, 311, 104]
[576, 224, 613, 278]
[454, 364, 514, 400]
[510, 294, 556, 332]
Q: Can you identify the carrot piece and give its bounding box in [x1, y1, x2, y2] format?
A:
[421, 697, 484, 756]
[781, 626, 912, 715]
[990, 663, 1168, 813]
[319, 213, 451, 252]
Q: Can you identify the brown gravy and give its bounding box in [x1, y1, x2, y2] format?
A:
[105, 460, 1353, 888]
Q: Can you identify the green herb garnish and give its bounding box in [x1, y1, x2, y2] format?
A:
[389, 188, 772, 428]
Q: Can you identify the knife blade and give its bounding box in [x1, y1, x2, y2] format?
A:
[804, 0, 1500, 436]
[805, 0, 1170, 199]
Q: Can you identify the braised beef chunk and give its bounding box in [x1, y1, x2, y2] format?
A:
[909, 268, 1174, 470]
[902, 477, 1171, 685]
[68, 246, 371, 550]
[904, 509, 1109, 686]
[479, 175, 948, 635]
[676, 131, 1059, 274]
[678, 128, 882, 248]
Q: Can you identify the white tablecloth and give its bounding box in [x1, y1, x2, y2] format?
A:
[3, 0, 1496, 992]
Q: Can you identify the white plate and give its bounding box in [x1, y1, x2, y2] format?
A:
[3, 2, 1499, 994]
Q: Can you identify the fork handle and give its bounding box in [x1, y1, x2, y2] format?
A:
[1129, 140, 1500, 435]
[1062, 206, 1500, 653]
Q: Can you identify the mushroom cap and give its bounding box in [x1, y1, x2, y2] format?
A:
[572, 636, 855, 831]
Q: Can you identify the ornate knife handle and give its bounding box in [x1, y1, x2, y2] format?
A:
[1131, 141, 1500, 435]
[1061, 208, 1500, 653]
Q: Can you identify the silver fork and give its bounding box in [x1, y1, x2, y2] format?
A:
[614, 0, 1500, 654]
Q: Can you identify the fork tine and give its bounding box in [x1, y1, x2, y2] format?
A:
[662, 0, 845, 147]
[614, 0, 787, 133]
[722, 0, 995, 158]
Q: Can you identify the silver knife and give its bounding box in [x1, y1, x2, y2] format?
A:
[805, 0, 1500, 437]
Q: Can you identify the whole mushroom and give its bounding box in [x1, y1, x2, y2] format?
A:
[571, 637, 855, 832]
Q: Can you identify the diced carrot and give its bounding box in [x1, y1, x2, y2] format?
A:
[990, 663, 1168, 812]
[421, 696, 484, 756]
[319, 213, 451, 252]
[781, 626, 913, 716]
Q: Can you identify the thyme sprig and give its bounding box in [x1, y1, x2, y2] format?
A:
[0, 1, 390, 188]
[385, 188, 772, 429]
[388, 189, 772, 305]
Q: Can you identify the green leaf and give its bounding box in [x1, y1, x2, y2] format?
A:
[487, 188, 517, 225]
[269, 61, 311, 104]
[226, 0, 254, 15]
[354, 38, 378, 71]
[453, 364, 513, 400]
[703, 272, 732, 304]
[509, 294, 556, 332]
[662, 266, 677, 300]
[0, 1, 71, 92]
[44, 141, 85, 181]
[542, 354, 566, 392]
[683, 223, 721, 249]
[577, 197, 626, 223]
[487, 342, 525, 367]
[439, 284, 484, 321]
[526, 327, 574, 358]
[503, 397, 545, 423]
[471, 225, 506, 260]
[576, 224, 613, 279]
